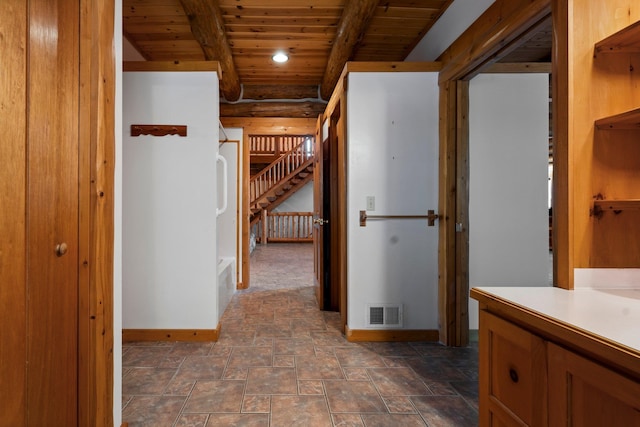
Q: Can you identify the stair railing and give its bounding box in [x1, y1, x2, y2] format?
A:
[250, 138, 314, 206]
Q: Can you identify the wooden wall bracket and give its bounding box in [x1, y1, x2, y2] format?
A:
[130, 124, 187, 137]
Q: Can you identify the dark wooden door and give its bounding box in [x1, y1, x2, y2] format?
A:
[0, 0, 80, 425]
[313, 115, 326, 308]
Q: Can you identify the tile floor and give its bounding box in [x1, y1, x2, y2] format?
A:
[122, 244, 479, 426]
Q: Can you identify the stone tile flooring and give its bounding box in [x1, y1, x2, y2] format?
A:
[122, 244, 478, 426]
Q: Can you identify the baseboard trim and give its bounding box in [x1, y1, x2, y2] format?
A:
[345, 327, 439, 342]
[122, 324, 221, 343]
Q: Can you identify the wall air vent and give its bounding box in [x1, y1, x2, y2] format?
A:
[366, 304, 403, 328]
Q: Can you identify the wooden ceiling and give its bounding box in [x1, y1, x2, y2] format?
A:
[124, 0, 453, 101]
[123, 0, 552, 117]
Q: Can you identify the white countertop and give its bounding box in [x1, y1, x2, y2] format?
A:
[471, 287, 640, 353]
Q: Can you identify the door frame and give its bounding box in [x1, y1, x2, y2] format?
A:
[78, 0, 115, 423]
[220, 118, 317, 290]
[320, 76, 348, 332]
[436, 0, 552, 345]
[313, 115, 326, 308]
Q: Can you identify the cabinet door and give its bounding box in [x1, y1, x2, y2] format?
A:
[479, 311, 547, 426]
[548, 343, 640, 427]
[26, 0, 80, 425]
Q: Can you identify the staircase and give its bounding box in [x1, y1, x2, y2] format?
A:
[250, 138, 315, 225]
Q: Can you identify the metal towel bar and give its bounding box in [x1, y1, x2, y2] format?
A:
[359, 210, 439, 227]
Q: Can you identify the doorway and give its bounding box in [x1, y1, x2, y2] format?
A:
[466, 72, 552, 330]
[314, 107, 341, 313]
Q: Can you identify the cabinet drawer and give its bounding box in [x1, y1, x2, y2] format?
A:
[479, 311, 547, 426]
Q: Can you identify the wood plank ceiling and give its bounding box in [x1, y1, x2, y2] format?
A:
[123, 0, 552, 117]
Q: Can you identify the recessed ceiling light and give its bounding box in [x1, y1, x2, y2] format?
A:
[272, 52, 289, 63]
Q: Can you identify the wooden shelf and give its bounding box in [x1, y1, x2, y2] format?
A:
[595, 107, 640, 130]
[595, 20, 640, 55]
[594, 199, 640, 211]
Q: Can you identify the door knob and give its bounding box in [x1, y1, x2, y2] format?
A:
[55, 242, 68, 257]
[313, 218, 328, 225]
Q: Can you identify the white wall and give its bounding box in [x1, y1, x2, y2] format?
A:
[406, 0, 494, 61]
[122, 71, 220, 330]
[468, 73, 550, 329]
[114, 1, 123, 424]
[347, 72, 440, 330]
[272, 181, 313, 212]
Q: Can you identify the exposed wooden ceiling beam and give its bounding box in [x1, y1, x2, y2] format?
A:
[220, 101, 326, 119]
[319, 0, 380, 100]
[179, 0, 241, 101]
[241, 85, 320, 101]
[220, 118, 317, 136]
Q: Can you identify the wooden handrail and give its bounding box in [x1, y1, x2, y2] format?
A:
[255, 212, 314, 243]
[250, 138, 314, 206]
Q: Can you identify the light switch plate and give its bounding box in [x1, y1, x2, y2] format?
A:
[366, 196, 375, 211]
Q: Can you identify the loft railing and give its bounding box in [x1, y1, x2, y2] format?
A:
[250, 137, 314, 206]
[255, 212, 314, 243]
[250, 135, 310, 157]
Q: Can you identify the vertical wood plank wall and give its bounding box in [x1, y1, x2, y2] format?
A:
[1, 0, 115, 424]
[80, 0, 116, 423]
[0, 2, 27, 425]
[28, 0, 80, 424]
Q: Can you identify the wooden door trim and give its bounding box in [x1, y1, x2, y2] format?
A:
[337, 92, 348, 332]
[313, 114, 324, 308]
[79, 0, 115, 424]
[437, 0, 552, 346]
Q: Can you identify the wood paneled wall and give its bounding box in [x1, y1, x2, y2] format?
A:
[553, 0, 640, 288]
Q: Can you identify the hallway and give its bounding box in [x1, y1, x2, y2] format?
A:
[122, 244, 478, 426]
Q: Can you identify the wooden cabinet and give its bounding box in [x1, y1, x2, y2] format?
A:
[590, 19, 640, 267]
[554, 0, 640, 283]
[548, 343, 640, 427]
[476, 304, 640, 427]
[479, 312, 547, 426]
